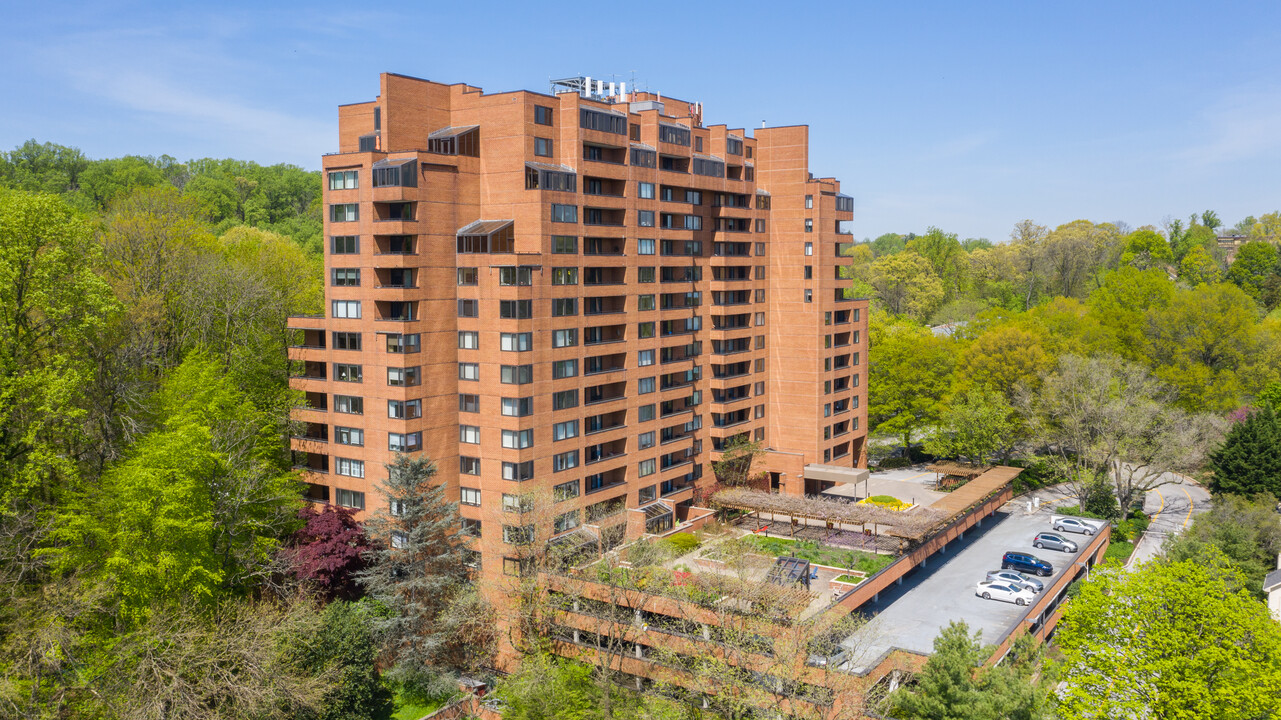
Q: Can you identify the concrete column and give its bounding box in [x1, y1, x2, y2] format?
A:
[702, 624, 711, 640]
[573, 629, 581, 643]
[573, 600, 580, 612]
[896, 576, 903, 586]
[874, 592, 879, 602]
[635, 644, 643, 659]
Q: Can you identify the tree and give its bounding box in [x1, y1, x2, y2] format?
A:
[1021, 355, 1222, 512]
[0, 190, 118, 510]
[1164, 493, 1281, 596]
[357, 455, 493, 690]
[1178, 243, 1222, 286]
[867, 251, 945, 321]
[711, 435, 767, 487]
[954, 324, 1053, 400]
[870, 232, 906, 257]
[1144, 282, 1260, 411]
[907, 227, 967, 301]
[287, 505, 371, 601]
[1086, 267, 1173, 362]
[47, 352, 302, 621]
[1040, 220, 1122, 299]
[1208, 404, 1281, 496]
[1201, 209, 1222, 230]
[1118, 228, 1172, 270]
[869, 323, 954, 455]
[287, 599, 395, 720]
[1055, 557, 1281, 720]
[925, 389, 1018, 466]
[1009, 220, 1049, 309]
[890, 621, 1042, 720]
[1227, 240, 1278, 300]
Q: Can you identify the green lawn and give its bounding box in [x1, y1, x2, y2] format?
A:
[392, 692, 451, 720]
[834, 574, 865, 585]
[1103, 540, 1135, 565]
[744, 535, 894, 575]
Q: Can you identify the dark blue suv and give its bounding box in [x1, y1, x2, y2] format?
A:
[1002, 552, 1053, 577]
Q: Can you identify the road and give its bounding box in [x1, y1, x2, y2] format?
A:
[1127, 476, 1211, 566]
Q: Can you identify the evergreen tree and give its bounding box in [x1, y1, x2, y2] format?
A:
[1209, 405, 1281, 496]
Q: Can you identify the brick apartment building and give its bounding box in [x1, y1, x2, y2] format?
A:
[288, 72, 869, 581]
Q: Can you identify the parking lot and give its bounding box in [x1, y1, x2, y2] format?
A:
[840, 507, 1079, 672]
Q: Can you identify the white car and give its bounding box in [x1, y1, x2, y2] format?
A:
[1053, 517, 1099, 536]
[976, 580, 1036, 606]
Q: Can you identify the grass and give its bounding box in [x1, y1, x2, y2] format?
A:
[833, 574, 865, 585]
[744, 536, 895, 575]
[1103, 540, 1135, 566]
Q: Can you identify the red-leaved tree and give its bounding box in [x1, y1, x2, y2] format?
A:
[287, 505, 371, 600]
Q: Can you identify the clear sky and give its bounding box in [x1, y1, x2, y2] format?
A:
[4, 1, 1280, 241]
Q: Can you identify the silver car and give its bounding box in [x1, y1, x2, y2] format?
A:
[1034, 531, 1078, 553]
[975, 580, 1035, 606]
[986, 569, 1044, 594]
[1054, 517, 1099, 536]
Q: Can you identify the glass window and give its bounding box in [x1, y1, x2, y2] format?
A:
[638, 237, 655, 254]
[460, 487, 481, 506]
[552, 235, 577, 254]
[388, 399, 421, 419]
[554, 479, 580, 501]
[535, 105, 553, 125]
[552, 328, 577, 348]
[551, 204, 578, 223]
[458, 331, 479, 349]
[501, 397, 534, 417]
[638, 459, 656, 477]
[501, 332, 533, 352]
[460, 456, 481, 475]
[501, 365, 534, 384]
[459, 393, 479, 413]
[328, 170, 359, 189]
[336, 488, 364, 510]
[458, 299, 479, 317]
[553, 451, 579, 473]
[638, 322, 655, 339]
[637, 267, 655, 283]
[502, 429, 533, 449]
[333, 395, 363, 415]
[637, 294, 655, 311]
[639, 404, 655, 422]
[638, 212, 655, 229]
[639, 182, 655, 199]
[805, 218, 813, 233]
[335, 457, 364, 478]
[804, 242, 813, 256]
[330, 236, 358, 254]
[331, 300, 361, 319]
[460, 425, 481, 444]
[552, 298, 577, 316]
[552, 267, 578, 285]
[458, 363, 479, 381]
[388, 432, 422, 452]
[334, 426, 363, 446]
[331, 268, 360, 286]
[329, 204, 359, 222]
[638, 431, 655, 450]
[553, 359, 577, 379]
[553, 420, 578, 441]
[638, 377, 655, 394]
[535, 137, 553, 157]
[638, 349, 655, 366]
[386, 333, 419, 353]
[333, 363, 362, 382]
[553, 389, 578, 410]
[499, 300, 532, 319]
[501, 461, 534, 482]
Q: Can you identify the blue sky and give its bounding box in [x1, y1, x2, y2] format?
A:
[4, 1, 1280, 241]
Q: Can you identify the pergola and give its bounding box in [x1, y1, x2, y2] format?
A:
[926, 462, 988, 490]
[711, 488, 946, 541]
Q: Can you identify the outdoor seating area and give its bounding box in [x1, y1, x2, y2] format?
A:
[925, 462, 988, 491]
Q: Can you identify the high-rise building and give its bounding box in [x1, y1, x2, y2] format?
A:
[288, 72, 869, 582]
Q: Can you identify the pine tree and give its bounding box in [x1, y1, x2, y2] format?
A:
[1209, 405, 1281, 496]
[356, 455, 471, 686]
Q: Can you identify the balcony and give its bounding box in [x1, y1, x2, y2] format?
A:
[584, 352, 626, 376]
[834, 309, 852, 325]
[661, 416, 701, 445]
[372, 201, 415, 222]
[584, 237, 625, 256]
[833, 354, 852, 371]
[292, 451, 329, 474]
[713, 241, 752, 257]
[583, 208, 625, 227]
[583, 267, 626, 286]
[583, 176, 626, 198]
[660, 341, 701, 364]
[373, 234, 416, 255]
[712, 337, 752, 356]
[585, 409, 627, 435]
[289, 328, 326, 350]
[713, 408, 751, 428]
[586, 468, 628, 497]
[711, 265, 752, 281]
[713, 384, 751, 404]
[712, 361, 751, 379]
[586, 438, 627, 465]
[833, 332, 852, 348]
[375, 300, 417, 323]
[375, 268, 416, 289]
[711, 290, 751, 306]
[660, 367, 699, 391]
[301, 391, 327, 412]
[586, 381, 626, 405]
[712, 313, 751, 330]
[584, 295, 626, 315]
[291, 360, 327, 381]
[584, 324, 625, 346]
[660, 393, 699, 418]
[660, 446, 697, 471]
[660, 291, 701, 310]
[295, 422, 329, 444]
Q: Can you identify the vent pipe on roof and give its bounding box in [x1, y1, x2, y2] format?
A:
[584, 76, 591, 98]
[620, 82, 626, 101]
[608, 81, 616, 97]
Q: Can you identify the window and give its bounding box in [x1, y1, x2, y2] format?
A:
[535, 137, 553, 157]
[503, 557, 530, 576]
[336, 488, 364, 510]
[638, 349, 655, 366]
[460, 425, 481, 444]
[502, 429, 533, 449]
[552, 235, 577, 254]
[553, 389, 579, 410]
[552, 267, 578, 285]
[553, 359, 577, 379]
[503, 525, 534, 545]
[459, 393, 479, 413]
[331, 268, 360, 286]
[805, 219, 813, 233]
[499, 300, 532, 319]
[638, 237, 655, 254]
[638, 377, 656, 394]
[553, 420, 578, 441]
[385, 333, 419, 354]
[553, 450, 579, 473]
[535, 105, 553, 125]
[458, 331, 479, 349]
[693, 157, 725, 177]
[460, 456, 481, 475]
[639, 485, 656, 503]
[334, 457, 364, 478]
[501, 332, 533, 351]
[334, 426, 363, 446]
[330, 235, 358, 254]
[503, 493, 534, 514]
[638, 267, 655, 283]
[695, 136, 703, 152]
[328, 170, 358, 189]
[638, 458, 656, 477]
[333, 363, 362, 382]
[331, 300, 361, 319]
[554, 479, 580, 501]
[460, 487, 481, 506]
[755, 312, 765, 326]
[631, 147, 656, 167]
[501, 397, 534, 417]
[552, 298, 577, 316]
[805, 289, 813, 303]
[461, 518, 482, 537]
[334, 395, 363, 415]
[639, 182, 655, 199]
[804, 242, 813, 256]
[554, 510, 581, 534]
[579, 107, 627, 134]
[639, 404, 655, 422]
[389, 399, 422, 419]
[638, 212, 655, 229]
[503, 461, 534, 481]
[501, 364, 533, 384]
[727, 137, 743, 156]
[551, 204, 578, 223]
[637, 294, 655, 311]
[755, 289, 765, 302]
[458, 363, 479, 381]
[458, 299, 478, 318]
[638, 322, 655, 339]
[552, 328, 577, 348]
[638, 431, 655, 450]
[659, 124, 691, 146]
[329, 204, 359, 222]
[388, 432, 422, 452]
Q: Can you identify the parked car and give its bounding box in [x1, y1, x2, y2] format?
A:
[975, 580, 1035, 606]
[986, 569, 1044, 594]
[1033, 532, 1079, 553]
[1002, 551, 1053, 577]
[1054, 517, 1099, 536]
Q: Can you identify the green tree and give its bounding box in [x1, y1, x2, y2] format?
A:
[1201, 209, 1222, 230]
[890, 621, 1041, 720]
[869, 323, 954, 454]
[867, 251, 945, 321]
[1144, 282, 1260, 411]
[0, 190, 118, 510]
[1227, 240, 1278, 300]
[870, 232, 906, 257]
[0, 140, 89, 194]
[1086, 266, 1173, 362]
[1055, 557, 1281, 720]
[953, 324, 1054, 400]
[1178, 243, 1222, 286]
[47, 352, 301, 620]
[288, 600, 395, 720]
[1208, 404, 1281, 496]
[925, 389, 1018, 465]
[1165, 493, 1281, 596]
[908, 227, 968, 300]
[1118, 228, 1173, 270]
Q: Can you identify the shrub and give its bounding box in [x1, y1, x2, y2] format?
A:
[860, 495, 911, 511]
[660, 533, 700, 555]
[1113, 520, 1135, 543]
[877, 456, 914, 470]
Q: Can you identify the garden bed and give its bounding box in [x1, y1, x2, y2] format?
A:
[742, 535, 894, 575]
